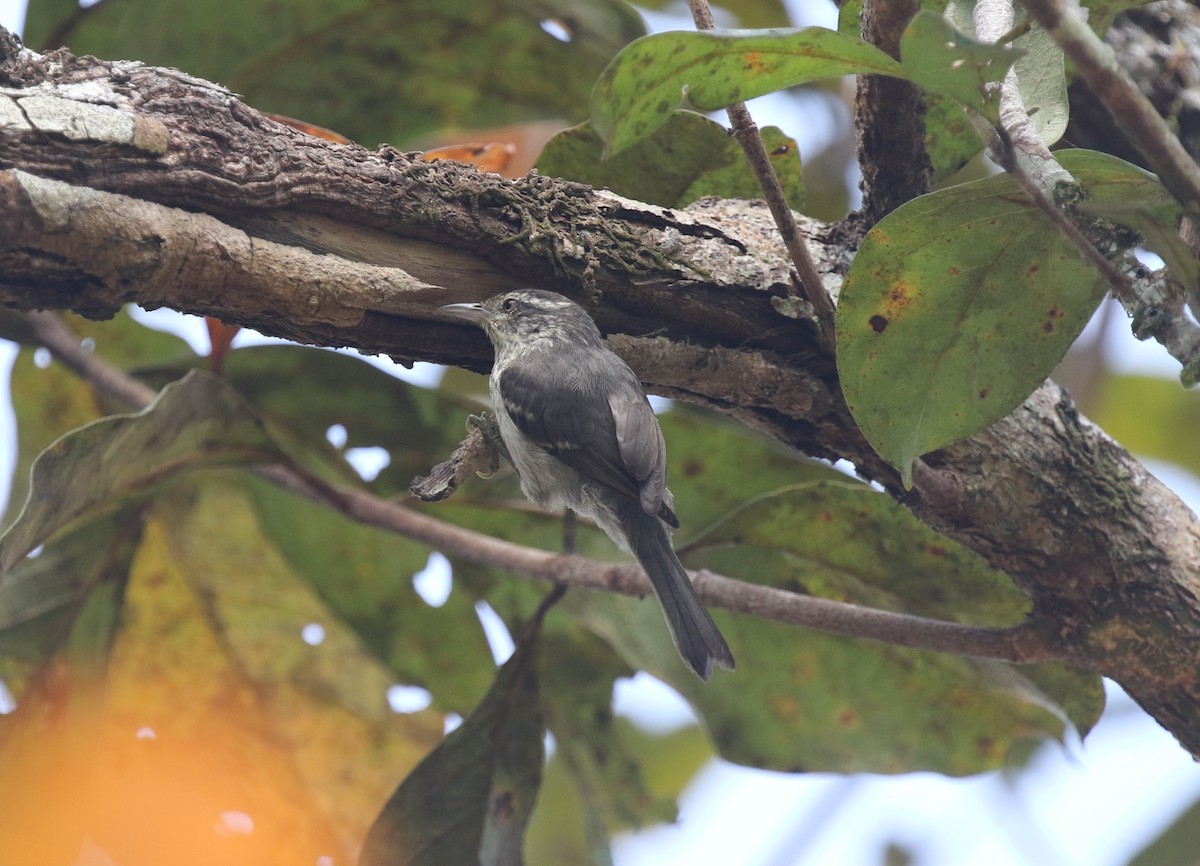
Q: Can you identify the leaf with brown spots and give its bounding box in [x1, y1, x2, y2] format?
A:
[591, 27, 904, 156]
[836, 151, 1127, 486]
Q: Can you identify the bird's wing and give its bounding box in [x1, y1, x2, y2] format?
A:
[498, 358, 676, 524]
[608, 389, 671, 521]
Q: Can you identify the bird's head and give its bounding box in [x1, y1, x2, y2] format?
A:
[440, 289, 602, 352]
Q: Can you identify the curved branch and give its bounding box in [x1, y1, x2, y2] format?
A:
[4, 44, 1200, 756]
[20, 308, 1061, 665]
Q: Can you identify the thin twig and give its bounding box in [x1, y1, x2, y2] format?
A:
[991, 128, 1139, 307]
[21, 309, 1066, 664]
[973, 0, 1134, 298]
[685, 0, 838, 349]
[22, 311, 160, 408]
[973, 0, 1200, 378]
[1018, 0, 1200, 223]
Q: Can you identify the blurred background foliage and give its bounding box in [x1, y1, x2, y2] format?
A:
[0, 0, 1197, 864]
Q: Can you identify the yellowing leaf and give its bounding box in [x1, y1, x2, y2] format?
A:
[0, 478, 445, 864]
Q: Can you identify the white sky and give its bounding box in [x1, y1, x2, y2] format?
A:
[0, 0, 22, 33]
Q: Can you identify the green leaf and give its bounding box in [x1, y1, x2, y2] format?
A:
[537, 112, 804, 213]
[923, 3, 1066, 180]
[526, 719, 710, 865]
[660, 405, 852, 532]
[523, 634, 658, 864]
[360, 607, 546, 866]
[836, 167, 1108, 485]
[570, 482, 1101, 775]
[1009, 17, 1068, 147]
[1090, 374, 1200, 477]
[0, 370, 284, 573]
[1063, 150, 1200, 304]
[692, 482, 1031, 624]
[145, 344, 483, 498]
[25, 0, 645, 148]
[69, 344, 499, 710]
[3, 344, 101, 532]
[944, 1, 1067, 145]
[534, 632, 674, 854]
[925, 94, 983, 185]
[2, 310, 195, 529]
[899, 10, 1020, 124]
[836, 0, 864, 37]
[0, 511, 141, 677]
[674, 483, 1101, 773]
[243, 477, 496, 714]
[592, 27, 904, 156]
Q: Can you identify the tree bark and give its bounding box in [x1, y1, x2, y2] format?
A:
[855, 0, 932, 225]
[3, 37, 1200, 757]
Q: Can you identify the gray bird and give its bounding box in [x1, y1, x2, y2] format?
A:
[440, 289, 735, 680]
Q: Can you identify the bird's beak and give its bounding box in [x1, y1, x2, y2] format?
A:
[438, 302, 486, 323]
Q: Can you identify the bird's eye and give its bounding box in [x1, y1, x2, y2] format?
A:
[502, 297, 518, 312]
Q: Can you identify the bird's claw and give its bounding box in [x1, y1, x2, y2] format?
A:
[467, 412, 508, 476]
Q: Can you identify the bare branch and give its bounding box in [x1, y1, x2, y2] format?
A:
[20, 308, 1063, 665]
[409, 425, 499, 502]
[21, 310, 159, 408]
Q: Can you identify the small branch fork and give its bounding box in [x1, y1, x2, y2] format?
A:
[20, 309, 1067, 666]
[975, 0, 1200, 379]
[685, 0, 838, 350]
[1017, 0, 1200, 224]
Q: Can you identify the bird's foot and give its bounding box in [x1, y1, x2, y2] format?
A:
[467, 412, 510, 476]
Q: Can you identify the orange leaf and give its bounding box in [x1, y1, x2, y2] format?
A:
[204, 317, 241, 375]
[421, 142, 516, 173]
[264, 112, 353, 145]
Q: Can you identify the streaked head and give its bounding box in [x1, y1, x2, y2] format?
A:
[440, 289, 602, 350]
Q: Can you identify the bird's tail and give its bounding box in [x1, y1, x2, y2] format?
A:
[623, 508, 735, 680]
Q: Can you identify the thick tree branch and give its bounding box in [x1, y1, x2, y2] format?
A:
[1063, 2, 1200, 172]
[19, 309, 1059, 665]
[4, 42, 1200, 756]
[854, 0, 932, 224]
